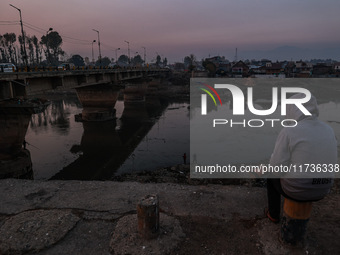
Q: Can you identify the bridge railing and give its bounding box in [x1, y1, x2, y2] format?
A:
[1, 65, 169, 74]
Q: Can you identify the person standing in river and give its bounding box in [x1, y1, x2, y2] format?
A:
[183, 153, 187, 164]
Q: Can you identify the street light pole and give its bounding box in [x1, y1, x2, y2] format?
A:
[91, 40, 96, 63]
[92, 29, 101, 65]
[10, 4, 28, 67]
[142, 46, 146, 66]
[124, 40, 130, 65]
[115, 48, 120, 64]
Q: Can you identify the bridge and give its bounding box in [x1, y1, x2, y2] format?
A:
[0, 68, 171, 178]
[0, 67, 170, 121]
[0, 68, 170, 98]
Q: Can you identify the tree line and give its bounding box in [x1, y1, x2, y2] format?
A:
[0, 30, 63, 66]
[0, 30, 168, 68]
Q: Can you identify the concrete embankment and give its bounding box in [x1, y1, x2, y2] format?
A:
[0, 179, 339, 254]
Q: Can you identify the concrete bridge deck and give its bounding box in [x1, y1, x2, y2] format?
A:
[0, 68, 170, 97]
[0, 67, 168, 80]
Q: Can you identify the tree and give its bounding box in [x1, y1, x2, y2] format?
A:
[131, 54, 143, 66]
[32, 36, 40, 65]
[184, 56, 191, 68]
[163, 57, 168, 67]
[69, 54, 85, 66]
[0, 36, 5, 62]
[41, 31, 64, 65]
[202, 59, 216, 77]
[18, 34, 25, 64]
[0, 34, 8, 62]
[184, 54, 196, 71]
[2, 33, 16, 64]
[117, 54, 129, 66]
[18, 32, 36, 65]
[27, 36, 34, 65]
[156, 55, 161, 66]
[96, 56, 111, 66]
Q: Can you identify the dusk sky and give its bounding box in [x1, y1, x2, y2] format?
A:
[1, 0, 340, 63]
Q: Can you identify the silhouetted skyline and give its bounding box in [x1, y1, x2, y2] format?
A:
[1, 0, 340, 62]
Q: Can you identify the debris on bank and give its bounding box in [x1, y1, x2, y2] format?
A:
[112, 164, 266, 187]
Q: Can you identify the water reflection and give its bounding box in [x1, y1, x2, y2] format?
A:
[29, 95, 81, 135]
[116, 100, 190, 175]
[25, 96, 84, 179]
[50, 120, 122, 180]
[23, 94, 190, 180]
[50, 99, 169, 180]
[3, 80, 339, 180]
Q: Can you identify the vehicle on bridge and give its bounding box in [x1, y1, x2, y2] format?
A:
[58, 63, 75, 71]
[0, 63, 16, 73]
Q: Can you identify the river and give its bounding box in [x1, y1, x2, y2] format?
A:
[25, 94, 190, 180]
[21, 81, 340, 180]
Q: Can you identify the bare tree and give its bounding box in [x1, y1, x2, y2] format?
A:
[27, 36, 34, 65]
[18, 33, 27, 65]
[32, 36, 40, 64]
[3, 33, 17, 64]
[0, 34, 7, 62]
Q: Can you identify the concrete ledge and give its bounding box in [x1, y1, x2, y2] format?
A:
[0, 179, 339, 254]
[0, 179, 265, 219]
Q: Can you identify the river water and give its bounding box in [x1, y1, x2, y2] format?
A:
[25, 95, 190, 180]
[24, 82, 340, 181]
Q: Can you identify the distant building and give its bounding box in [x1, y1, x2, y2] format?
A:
[284, 61, 296, 77]
[294, 61, 312, 78]
[312, 63, 333, 77]
[203, 56, 230, 77]
[205, 56, 229, 68]
[263, 62, 284, 75]
[248, 61, 285, 77]
[248, 65, 265, 76]
[333, 62, 340, 76]
[216, 63, 231, 76]
[231, 60, 249, 77]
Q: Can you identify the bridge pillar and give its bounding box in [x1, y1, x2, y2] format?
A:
[0, 81, 27, 99]
[77, 75, 88, 85]
[0, 81, 13, 98]
[0, 111, 31, 159]
[123, 83, 148, 104]
[0, 108, 33, 179]
[0, 149, 33, 179]
[75, 84, 120, 121]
